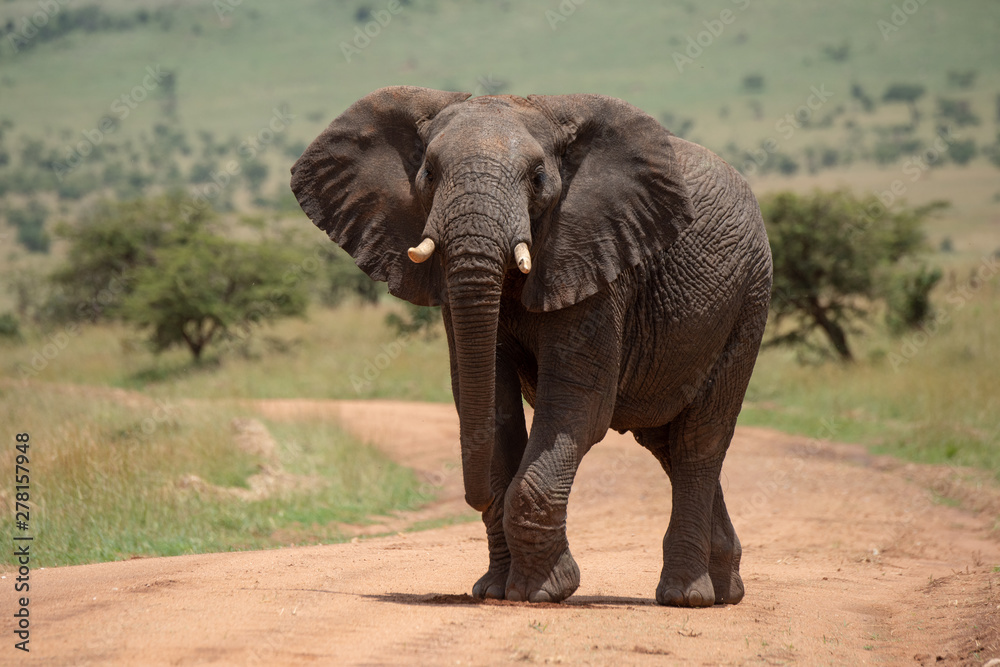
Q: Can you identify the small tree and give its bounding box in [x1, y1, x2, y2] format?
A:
[51, 193, 212, 321]
[761, 189, 945, 362]
[52, 193, 309, 360]
[123, 237, 307, 360]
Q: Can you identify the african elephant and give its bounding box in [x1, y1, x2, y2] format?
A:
[291, 86, 772, 607]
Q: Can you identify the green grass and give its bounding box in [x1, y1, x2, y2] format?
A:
[740, 281, 1000, 478]
[1, 302, 454, 401]
[0, 381, 429, 567]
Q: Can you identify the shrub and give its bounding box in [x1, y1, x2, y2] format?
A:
[945, 69, 977, 89]
[7, 200, 50, 253]
[947, 139, 977, 166]
[937, 98, 980, 127]
[884, 263, 943, 335]
[0, 312, 22, 342]
[742, 74, 765, 93]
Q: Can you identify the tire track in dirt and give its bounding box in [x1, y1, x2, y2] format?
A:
[5, 399, 999, 665]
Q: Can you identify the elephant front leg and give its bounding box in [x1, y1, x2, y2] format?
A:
[472, 350, 528, 600]
[503, 429, 583, 603]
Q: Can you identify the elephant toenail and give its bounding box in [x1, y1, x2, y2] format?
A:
[659, 588, 684, 606]
[688, 590, 704, 606]
[485, 585, 504, 599]
[506, 589, 524, 602]
[528, 590, 552, 603]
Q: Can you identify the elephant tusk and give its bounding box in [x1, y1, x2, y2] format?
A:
[514, 243, 531, 274]
[407, 238, 435, 263]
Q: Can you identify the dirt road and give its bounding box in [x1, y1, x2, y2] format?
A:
[7, 400, 1000, 665]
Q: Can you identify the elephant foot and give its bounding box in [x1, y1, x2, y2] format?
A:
[656, 571, 715, 607]
[505, 547, 580, 603]
[709, 519, 744, 604]
[472, 567, 509, 600]
[709, 568, 744, 605]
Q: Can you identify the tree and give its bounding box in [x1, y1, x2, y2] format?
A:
[123, 237, 307, 360]
[51, 193, 212, 321]
[51, 193, 309, 360]
[760, 190, 945, 362]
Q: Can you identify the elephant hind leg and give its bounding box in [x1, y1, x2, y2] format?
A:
[709, 479, 744, 604]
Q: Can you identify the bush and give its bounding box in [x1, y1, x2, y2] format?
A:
[884, 263, 943, 335]
[0, 312, 22, 342]
[850, 83, 876, 112]
[945, 69, 977, 89]
[742, 74, 765, 93]
[6, 200, 50, 253]
[984, 133, 1000, 169]
[882, 83, 925, 104]
[937, 98, 980, 127]
[947, 139, 977, 166]
[385, 304, 440, 339]
[821, 41, 850, 62]
[318, 245, 382, 306]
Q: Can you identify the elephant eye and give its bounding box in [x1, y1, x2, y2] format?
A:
[530, 165, 546, 191]
[423, 165, 434, 184]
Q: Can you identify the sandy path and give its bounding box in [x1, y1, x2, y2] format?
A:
[6, 400, 999, 665]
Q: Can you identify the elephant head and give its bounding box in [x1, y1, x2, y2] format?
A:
[291, 86, 694, 512]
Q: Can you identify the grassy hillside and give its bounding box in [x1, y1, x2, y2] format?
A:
[2, 1, 999, 140]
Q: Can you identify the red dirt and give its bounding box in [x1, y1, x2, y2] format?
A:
[6, 400, 999, 665]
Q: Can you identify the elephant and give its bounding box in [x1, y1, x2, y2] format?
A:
[291, 86, 772, 607]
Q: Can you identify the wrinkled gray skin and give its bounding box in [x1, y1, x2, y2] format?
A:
[291, 86, 771, 607]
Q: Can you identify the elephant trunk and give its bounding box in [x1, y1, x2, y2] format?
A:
[445, 230, 508, 513]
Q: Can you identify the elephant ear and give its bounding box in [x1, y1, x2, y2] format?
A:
[290, 86, 470, 306]
[522, 94, 695, 312]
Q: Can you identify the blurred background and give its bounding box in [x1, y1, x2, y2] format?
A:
[0, 0, 997, 566]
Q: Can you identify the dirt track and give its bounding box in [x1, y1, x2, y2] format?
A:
[7, 400, 1000, 665]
